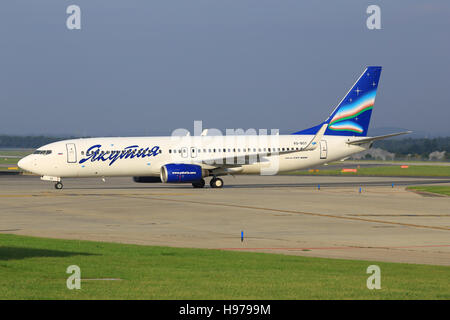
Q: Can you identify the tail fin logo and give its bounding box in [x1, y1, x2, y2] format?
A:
[328, 90, 376, 133]
[329, 120, 364, 133]
[292, 66, 382, 137]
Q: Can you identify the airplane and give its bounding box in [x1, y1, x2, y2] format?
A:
[18, 66, 410, 189]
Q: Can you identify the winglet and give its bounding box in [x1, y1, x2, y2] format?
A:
[302, 123, 328, 151]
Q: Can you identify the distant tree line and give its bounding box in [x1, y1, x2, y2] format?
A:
[0, 135, 75, 148]
[0, 134, 449, 160]
[374, 137, 450, 160]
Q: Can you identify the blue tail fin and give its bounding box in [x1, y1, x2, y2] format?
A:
[293, 66, 382, 137]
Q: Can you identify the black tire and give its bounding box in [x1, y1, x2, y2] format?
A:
[210, 178, 224, 188]
[192, 179, 205, 188]
[54, 182, 63, 190]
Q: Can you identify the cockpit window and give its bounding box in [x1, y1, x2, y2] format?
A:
[33, 150, 52, 155]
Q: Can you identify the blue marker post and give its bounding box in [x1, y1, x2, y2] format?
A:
[241, 230, 244, 243]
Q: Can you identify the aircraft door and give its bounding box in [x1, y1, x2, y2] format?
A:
[181, 147, 188, 158]
[190, 147, 197, 158]
[66, 143, 77, 163]
[320, 140, 327, 159]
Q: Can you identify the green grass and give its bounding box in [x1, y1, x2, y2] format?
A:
[0, 149, 33, 157]
[0, 150, 32, 167]
[0, 150, 32, 169]
[0, 234, 448, 299]
[331, 160, 450, 165]
[0, 158, 19, 165]
[407, 186, 450, 196]
[289, 165, 450, 177]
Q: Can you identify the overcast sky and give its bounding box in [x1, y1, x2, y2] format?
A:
[1, 1, 449, 137]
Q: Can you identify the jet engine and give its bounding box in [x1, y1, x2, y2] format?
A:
[160, 164, 208, 183]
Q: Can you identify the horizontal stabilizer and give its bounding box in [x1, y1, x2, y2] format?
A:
[346, 131, 412, 145]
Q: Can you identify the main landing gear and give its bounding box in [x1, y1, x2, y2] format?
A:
[192, 179, 206, 188]
[54, 182, 63, 190]
[210, 177, 224, 189]
[191, 177, 224, 189]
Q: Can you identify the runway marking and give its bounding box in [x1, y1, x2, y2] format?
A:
[346, 214, 450, 217]
[82, 278, 123, 281]
[130, 196, 450, 232]
[221, 244, 450, 251]
[0, 192, 194, 198]
[0, 195, 42, 198]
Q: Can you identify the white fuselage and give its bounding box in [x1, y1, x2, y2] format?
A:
[18, 134, 367, 179]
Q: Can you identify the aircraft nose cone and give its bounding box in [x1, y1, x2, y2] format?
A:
[18, 156, 31, 172]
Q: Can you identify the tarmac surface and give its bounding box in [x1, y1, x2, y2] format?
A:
[0, 175, 449, 266]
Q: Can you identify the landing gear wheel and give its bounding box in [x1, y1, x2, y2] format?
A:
[210, 177, 224, 189]
[54, 182, 63, 190]
[192, 179, 205, 188]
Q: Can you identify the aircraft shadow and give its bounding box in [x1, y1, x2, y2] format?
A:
[0, 246, 96, 261]
[59, 179, 450, 190]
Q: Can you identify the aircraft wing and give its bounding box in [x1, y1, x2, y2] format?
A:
[191, 124, 327, 168]
[193, 149, 300, 168]
[346, 131, 412, 145]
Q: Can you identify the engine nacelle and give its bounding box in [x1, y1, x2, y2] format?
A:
[160, 164, 208, 183]
[133, 176, 162, 183]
